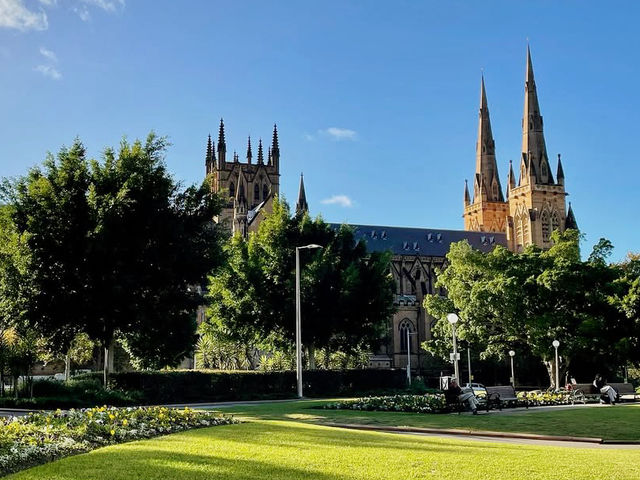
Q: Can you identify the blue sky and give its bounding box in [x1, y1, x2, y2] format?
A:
[0, 1, 637, 260]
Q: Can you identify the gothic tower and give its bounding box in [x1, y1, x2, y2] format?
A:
[205, 119, 281, 236]
[506, 47, 569, 251]
[295, 173, 309, 215]
[463, 75, 509, 233]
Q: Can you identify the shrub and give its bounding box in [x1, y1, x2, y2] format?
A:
[322, 394, 447, 413]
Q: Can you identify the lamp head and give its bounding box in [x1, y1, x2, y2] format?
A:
[303, 244, 323, 250]
[508, 350, 515, 357]
[552, 340, 560, 348]
[446, 313, 459, 325]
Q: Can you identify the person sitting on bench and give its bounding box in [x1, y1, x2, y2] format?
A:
[446, 379, 480, 414]
[593, 374, 618, 405]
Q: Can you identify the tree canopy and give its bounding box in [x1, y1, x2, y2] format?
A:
[1, 134, 225, 374]
[424, 230, 640, 387]
[205, 199, 395, 366]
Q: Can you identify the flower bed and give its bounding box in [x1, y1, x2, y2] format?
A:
[322, 394, 447, 414]
[517, 390, 573, 406]
[0, 406, 236, 476]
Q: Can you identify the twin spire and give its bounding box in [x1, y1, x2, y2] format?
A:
[467, 47, 563, 205]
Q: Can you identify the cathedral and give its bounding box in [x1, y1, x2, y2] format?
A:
[204, 47, 578, 371]
[205, 119, 281, 236]
[463, 47, 577, 250]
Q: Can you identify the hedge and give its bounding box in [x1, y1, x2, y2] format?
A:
[75, 369, 408, 404]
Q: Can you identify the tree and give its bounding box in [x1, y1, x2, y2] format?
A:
[206, 198, 395, 368]
[3, 135, 225, 383]
[423, 230, 639, 388]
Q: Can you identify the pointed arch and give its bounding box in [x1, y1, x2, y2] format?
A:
[399, 319, 415, 352]
[254, 183, 259, 204]
[551, 210, 560, 234]
[229, 181, 235, 198]
[541, 209, 551, 242]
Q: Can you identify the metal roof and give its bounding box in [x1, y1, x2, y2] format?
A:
[329, 223, 507, 257]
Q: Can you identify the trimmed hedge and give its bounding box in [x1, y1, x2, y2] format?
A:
[76, 369, 408, 404]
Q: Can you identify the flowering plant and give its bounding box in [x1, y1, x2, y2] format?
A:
[0, 406, 236, 476]
[517, 390, 573, 406]
[323, 394, 447, 414]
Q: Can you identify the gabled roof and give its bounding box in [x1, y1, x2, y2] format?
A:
[329, 223, 507, 256]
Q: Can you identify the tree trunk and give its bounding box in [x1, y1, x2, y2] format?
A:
[543, 357, 570, 390]
[307, 344, 316, 370]
[64, 353, 71, 382]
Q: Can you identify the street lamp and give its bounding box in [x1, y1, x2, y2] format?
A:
[552, 340, 560, 391]
[447, 313, 460, 381]
[508, 350, 516, 387]
[295, 244, 323, 398]
[406, 330, 418, 384]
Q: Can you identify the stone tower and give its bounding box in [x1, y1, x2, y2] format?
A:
[506, 47, 569, 251]
[463, 48, 577, 252]
[206, 119, 280, 236]
[463, 75, 509, 233]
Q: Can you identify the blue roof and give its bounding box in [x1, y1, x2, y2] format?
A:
[329, 223, 507, 257]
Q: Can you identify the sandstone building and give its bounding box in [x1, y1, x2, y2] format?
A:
[463, 47, 578, 250]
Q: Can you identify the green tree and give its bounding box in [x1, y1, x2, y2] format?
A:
[206, 198, 395, 368]
[424, 230, 638, 388]
[3, 135, 225, 383]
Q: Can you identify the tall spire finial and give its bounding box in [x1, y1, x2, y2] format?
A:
[296, 172, 308, 214]
[217, 118, 227, 164]
[464, 179, 471, 207]
[474, 74, 504, 203]
[565, 202, 578, 231]
[257, 138, 264, 164]
[272, 123, 279, 150]
[246, 136, 252, 164]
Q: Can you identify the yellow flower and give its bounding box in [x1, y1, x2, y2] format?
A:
[110, 429, 115, 436]
[122, 419, 128, 426]
[109, 414, 115, 420]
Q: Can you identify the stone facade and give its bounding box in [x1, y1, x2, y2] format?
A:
[205, 119, 281, 236]
[463, 48, 578, 251]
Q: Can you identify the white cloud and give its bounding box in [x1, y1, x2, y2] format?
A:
[321, 195, 353, 208]
[0, 0, 48, 31]
[80, 0, 124, 12]
[73, 5, 90, 21]
[323, 127, 357, 141]
[34, 64, 61, 80]
[39, 46, 57, 62]
[38, 0, 56, 6]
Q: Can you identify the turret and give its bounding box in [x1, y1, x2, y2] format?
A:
[296, 173, 309, 214]
[565, 202, 578, 230]
[217, 118, 226, 165]
[506, 160, 516, 198]
[246, 136, 252, 164]
[257, 139, 264, 165]
[464, 180, 471, 207]
[271, 124, 280, 170]
[205, 134, 216, 173]
[556, 153, 565, 186]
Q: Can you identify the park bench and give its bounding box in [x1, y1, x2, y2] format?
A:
[443, 389, 488, 414]
[485, 385, 527, 410]
[569, 382, 639, 404]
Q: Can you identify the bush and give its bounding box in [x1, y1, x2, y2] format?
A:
[322, 394, 447, 413]
[91, 369, 409, 404]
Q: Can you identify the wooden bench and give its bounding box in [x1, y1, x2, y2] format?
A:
[443, 389, 488, 414]
[569, 382, 639, 404]
[485, 385, 527, 410]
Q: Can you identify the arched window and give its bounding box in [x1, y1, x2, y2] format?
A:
[263, 183, 269, 201]
[516, 216, 524, 251]
[551, 211, 560, 234]
[399, 319, 414, 352]
[541, 210, 551, 243]
[229, 182, 235, 198]
[254, 184, 259, 204]
[239, 183, 245, 200]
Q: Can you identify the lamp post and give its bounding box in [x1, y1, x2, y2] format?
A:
[406, 330, 418, 384]
[552, 340, 560, 391]
[295, 244, 323, 399]
[447, 313, 460, 381]
[508, 350, 516, 387]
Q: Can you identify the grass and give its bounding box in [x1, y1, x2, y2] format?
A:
[6, 400, 640, 479]
[222, 399, 640, 441]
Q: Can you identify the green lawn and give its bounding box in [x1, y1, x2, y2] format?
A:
[6, 400, 640, 480]
[6, 416, 640, 480]
[223, 399, 640, 441]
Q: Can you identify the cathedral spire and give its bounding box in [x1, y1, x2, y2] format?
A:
[464, 179, 471, 207]
[246, 136, 252, 164]
[474, 75, 504, 202]
[556, 153, 565, 185]
[271, 124, 280, 169]
[565, 202, 578, 230]
[521, 46, 553, 185]
[205, 134, 216, 172]
[217, 118, 226, 164]
[506, 160, 516, 198]
[257, 138, 264, 164]
[296, 173, 309, 214]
